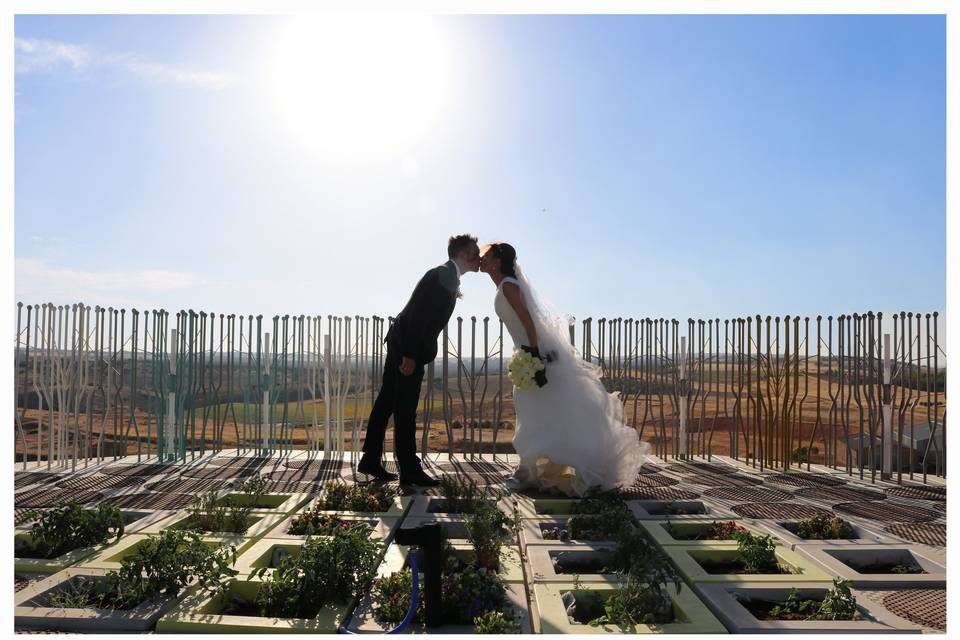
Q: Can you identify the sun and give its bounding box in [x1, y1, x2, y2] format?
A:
[262, 13, 452, 161]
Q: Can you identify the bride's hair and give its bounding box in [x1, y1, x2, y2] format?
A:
[486, 242, 517, 277]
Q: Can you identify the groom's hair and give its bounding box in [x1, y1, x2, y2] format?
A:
[448, 234, 478, 259]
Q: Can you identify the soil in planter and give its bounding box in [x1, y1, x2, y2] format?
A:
[781, 521, 857, 540]
[665, 522, 745, 541]
[852, 561, 925, 574]
[173, 515, 257, 535]
[695, 557, 794, 575]
[646, 502, 706, 516]
[427, 499, 482, 514]
[221, 597, 265, 617]
[552, 552, 622, 575]
[564, 590, 676, 625]
[739, 597, 863, 621]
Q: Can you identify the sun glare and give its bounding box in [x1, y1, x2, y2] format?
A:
[263, 14, 452, 160]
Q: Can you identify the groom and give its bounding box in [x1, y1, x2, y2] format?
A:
[357, 234, 481, 486]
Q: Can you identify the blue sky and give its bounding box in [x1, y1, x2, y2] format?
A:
[14, 14, 945, 341]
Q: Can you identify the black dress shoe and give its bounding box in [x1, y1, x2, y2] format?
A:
[357, 458, 398, 481]
[399, 469, 440, 487]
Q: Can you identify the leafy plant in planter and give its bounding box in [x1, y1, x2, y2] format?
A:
[474, 609, 520, 633]
[316, 481, 396, 512]
[17, 502, 125, 559]
[585, 576, 676, 626]
[748, 579, 860, 621]
[435, 474, 495, 513]
[43, 529, 237, 610]
[665, 520, 746, 541]
[733, 530, 782, 574]
[286, 511, 372, 537]
[250, 524, 383, 618]
[185, 475, 267, 534]
[464, 501, 520, 571]
[795, 514, 855, 540]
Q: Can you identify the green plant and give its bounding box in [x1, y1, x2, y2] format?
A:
[810, 579, 858, 621]
[587, 576, 674, 627]
[287, 511, 371, 537]
[474, 609, 520, 633]
[107, 529, 238, 609]
[371, 570, 425, 624]
[795, 515, 855, 540]
[733, 530, 780, 574]
[45, 577, 109, 609]
[768, 588, 818, 618]
[664, 520, 746, 541]
[185, 476, 267, 534]
[464, 501, 520, 571]
[437, 474, 492, 513]
[252, 524, 383, 618]
[316, 481, 396, 511]
[440, 565, 510, 624]
[19, 502, 124, 559]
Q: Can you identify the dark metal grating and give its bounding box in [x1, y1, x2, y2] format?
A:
[885, 485, 946, 502]
[665, 462, 737, 475]
[882, 589, 946, 631]
[181, 465, 260, 480]
[793, 486, 887, 503]
[680, 473, 763, 487]
[765, 473, 846, 488]
[268, 469, 343, 484]
[730, 502, 833, 519]
[144, 478, 230, 494]
[14, 472, 63, 490]
[703, 486, 793, 503]
[833, 501, 940, 523]
[884, 522, 946, 547]
[55, 474, 141, 492]
[104, 492, 196, 510]
[283, 458, 348, 471]
[632, 473, 680, 488]
[15, 488, 103, 508]
[638, 462, 664, 474]
[618, 486, 701, 501]
[100, 463, 170, 477]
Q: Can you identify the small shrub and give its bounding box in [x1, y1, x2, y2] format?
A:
[810, 579, 858, 621]
[186, 476, 267, 534]
[19, 502, 124, 559]
[287, 511, 371, 537]
[733, 530, 780, 574]
[440, 565, 510, 624]
[437, 475, 490, 513]
[253, 524, 383, 618]
[791, 446, 820, 463]
[769, 588, 818, 618]
[316, 482, 396, 512]
[795, 515, 855, 540]
[371, 570, 424, 624]
[464, 502, 519, 571]
[474, 609, 520, 633]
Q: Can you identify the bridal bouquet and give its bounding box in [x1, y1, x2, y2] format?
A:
[507, 349, 546, 390]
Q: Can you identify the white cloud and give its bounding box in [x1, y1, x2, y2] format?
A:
[14, 37, 233, 90]
[15, 258, 209, 309]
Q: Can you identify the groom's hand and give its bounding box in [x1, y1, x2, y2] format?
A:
[399, 356, 416, 376]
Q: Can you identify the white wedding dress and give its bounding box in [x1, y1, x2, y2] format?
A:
[494, 269, 650, 496]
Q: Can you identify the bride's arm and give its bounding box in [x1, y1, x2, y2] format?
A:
[501, 282, 538, 349]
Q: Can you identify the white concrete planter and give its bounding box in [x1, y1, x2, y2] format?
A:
[347, 580, 531, 633]
[629, 500, 737, 520]
[77, 533, 241, 571]
[268, 511, 398, 543]
[527, 543, 622, 583]
[385, 542, 525, 583]
[212, 491, 313, 514]
[520, 516, 640, 546]
[139, 510, 285, 553]
[639, 518, 773, 548]
[14, 567, 187, 632]
[694, 582, 919, 633]
[795, 544, 946, 587]
[400, 515, 520, 547]
[534, 578, 726, 634]
[156, 578, 350, 633]
[294, 493, 412, 518]
[759, 519, 898, 549]
[14, 532, 125, 575]
[664, 543, 832, 584]
[406, 494, 516, 518]
[515, 496, 582, 519]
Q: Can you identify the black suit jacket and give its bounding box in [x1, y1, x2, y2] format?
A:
[386, 261, 459, 365]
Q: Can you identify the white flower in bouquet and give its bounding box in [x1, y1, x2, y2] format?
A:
[507, 349, 545, 390]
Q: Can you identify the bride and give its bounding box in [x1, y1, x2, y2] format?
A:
[480, 242, 650, 496]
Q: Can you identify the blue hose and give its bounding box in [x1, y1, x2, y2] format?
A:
[339, 550, 420, 634]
